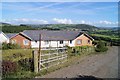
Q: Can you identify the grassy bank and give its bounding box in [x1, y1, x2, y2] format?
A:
[2, 46, 96, 78]
[2, 49, 33, 62]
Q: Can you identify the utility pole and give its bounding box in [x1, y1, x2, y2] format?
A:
[38, 34, 41, 71]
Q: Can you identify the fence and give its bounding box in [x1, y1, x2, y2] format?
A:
[32, 46, 95, 73]
[72, 46, 95, 54]
[32, 47, 68, 72]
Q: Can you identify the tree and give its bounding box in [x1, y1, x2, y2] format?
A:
[95, 41, 108, 52]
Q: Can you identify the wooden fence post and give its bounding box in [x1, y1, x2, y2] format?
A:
[32, 50, 38, 73]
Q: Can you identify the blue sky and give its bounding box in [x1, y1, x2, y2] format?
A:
[1, 2, 118, 27]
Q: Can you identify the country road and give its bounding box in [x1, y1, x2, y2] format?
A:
[40, 46, 119, 78]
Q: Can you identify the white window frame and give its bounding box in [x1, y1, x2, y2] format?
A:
[23, 39, 29, 45]
[44, 40, 49, 45]
[77, 39, 82, 45]
[60, 40, 63, 44]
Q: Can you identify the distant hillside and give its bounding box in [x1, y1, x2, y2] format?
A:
[21, 24, 99, 31]
[1, 24, 36, 33]
[69, 24, 99, 31]
[0, 22, 11, 26]
[1, 23, 99, 33]
[20, 24, 52, 28]
[111, 27, 120, 31]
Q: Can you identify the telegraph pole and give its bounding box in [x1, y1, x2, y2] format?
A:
[38, 34, 41, 71]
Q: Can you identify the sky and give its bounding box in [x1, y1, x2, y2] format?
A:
[1, 2, 118, 27]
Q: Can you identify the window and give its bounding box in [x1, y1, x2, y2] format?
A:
[11, 39, 16, 44]
[88, 40, 90, 44]
[60, 40, 63, 44]
[70, 40, 72, 44]
[23, 39, 29, 45]
[45, 40, 49, 45]
[77, 39, 82, 45]
[35, 40, 37, 43]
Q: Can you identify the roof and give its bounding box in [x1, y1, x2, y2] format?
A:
[19, 32, 32, 40]
[5, 33, 17, 38]
[0, 31, 9, 39]
[22, 30, 93, 41]
[6, 32, 32, 40]
[83, 33, 94, 41]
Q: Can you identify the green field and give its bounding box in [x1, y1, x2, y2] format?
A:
[91, 34, 120, 40]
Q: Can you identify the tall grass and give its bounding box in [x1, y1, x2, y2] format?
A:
[2, 49, 33, 62]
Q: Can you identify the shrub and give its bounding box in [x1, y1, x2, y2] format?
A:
[2, 43, 21, 50]
[66, 47, 73, 57]
[95, 41, 108, 52]
[2, 58, 34, 78]
[2, 43, 8, 50]
[2, 60, 18, 76]
[18, 58, 34, 71]
[92, 40, 98, 46]
[67, 46, 93, 57]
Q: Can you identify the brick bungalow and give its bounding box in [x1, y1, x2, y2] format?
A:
[9, 32, 32, 48]
[9, 30, 94, 48]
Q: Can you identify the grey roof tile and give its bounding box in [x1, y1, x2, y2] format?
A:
[6, 33, 17, 38]
[23, 30, 83, 41]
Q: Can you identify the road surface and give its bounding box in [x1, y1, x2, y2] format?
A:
[40, 46, 119, 78]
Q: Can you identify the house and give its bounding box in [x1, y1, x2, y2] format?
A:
[9, 30, 94, 48]
[0, 31, 9, 44]
[8, 32, 31, 48]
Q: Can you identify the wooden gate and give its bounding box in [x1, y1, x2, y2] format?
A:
[39, 47, 68, 71]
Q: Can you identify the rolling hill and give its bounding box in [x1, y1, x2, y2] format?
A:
[1, 23, 99, 33]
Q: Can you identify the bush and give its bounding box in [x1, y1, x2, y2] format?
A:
[2, 43, 21, 50]
[2, 60, 18, 76]
[18, 58, 34, 71]
[67, 46, 93, 57]
[95, 41, 108, 52]
[92, 40, 98, 46]
[2, 58, 34, 78]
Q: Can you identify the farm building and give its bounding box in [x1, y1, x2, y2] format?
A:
[9, 30, 94, 48]
[0, 31, 9, 44]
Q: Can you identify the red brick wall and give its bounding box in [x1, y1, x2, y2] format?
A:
[10, 34, 31, 48]
[75, 34, 93, 46]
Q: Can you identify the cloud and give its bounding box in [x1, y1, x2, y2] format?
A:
[2, 18, 118, 27]
[99, 20, 112, 24]
[53, 18, 73, 24]
[79, 20, 118, 27]
[36, 2, 64, 9]
[3, 18, 48, 24]
[95, 20, 118, 27]
[80, 20, 85, 24]
[79, 20, 93, 25]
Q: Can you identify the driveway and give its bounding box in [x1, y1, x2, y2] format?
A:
[40, 46, 119, 78]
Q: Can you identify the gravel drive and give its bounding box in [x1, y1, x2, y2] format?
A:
[40, 46, 118, 78]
